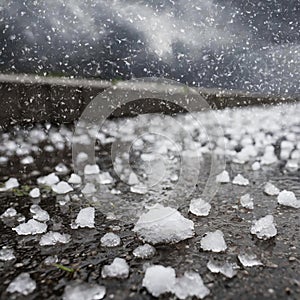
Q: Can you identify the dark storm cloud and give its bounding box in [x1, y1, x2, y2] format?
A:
[0, 0, 299, 95]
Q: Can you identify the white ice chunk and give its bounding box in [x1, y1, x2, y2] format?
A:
[76, 152, 89, 163]
[52, 181, 73, 194]
[128, 172, 140, 185]
[232, 174, 249, 186]
[189, 198, 211, 216]
[55, 163, 69, 174]
[1, 207, 17, 218]
[200, 230, 227, 252]
[39, 231, 71, 246]
[37, 173, 59, 186]
[280, 140, 294, 160]
[261, 146, 277, 165]
[0, 178, 19, 191]
[264, 182, 280, 196]
[72, 207, 95, 229]
[281, 140, 294, 150]
[0, 156, 8, 164]
[291, 149, 300, 160]
[13, 219, 47, 235]
[21, 156, 34, 165]
[277, 190, 300, 208]
[81, 183, 96, 194]
[280, 149, 291, 161]
[30, 204, 50, 222]
[133, 204, 194, 244]
[285, 159, 298, 171]
[142, 265, 176, 297]
[101, 257, 129, 279]
[250, 215, 277, 239]
[240, 194, 254, 210]
[44, 255, 59, 265]
[44, 145, 54, 152]
[238, 253, 263, 267]
[110, 188, 121, 195]
[251, 161, 261, 171]
[141, 153, 156, 161]
[63, 283, 106, 300]
[216, 170, 230, 183]
[29, 188, 40, 198]
[130, 184, 148, 194]
[143, 266, 209, 299]
[58, 195, 71, 206]
[0, 247, 16, 261]
[7, 273, 36, 295]
[100, 232, 121, 247]
[234, 145, 257, 164]
[68, 173, 82, 184]
[133, 244, 156, 259]
[170, 174, 179, 182]
[173, 271, 210, 299]
[98, 172, 114, 184]
[207, 260, 237, 278]
[84, 164, 100, 175]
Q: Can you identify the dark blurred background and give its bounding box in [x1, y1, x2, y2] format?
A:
[0, 0, 299, 95]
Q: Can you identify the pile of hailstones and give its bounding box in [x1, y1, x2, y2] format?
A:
[1, 162, 299, 299]
[1, 105, 300, 299]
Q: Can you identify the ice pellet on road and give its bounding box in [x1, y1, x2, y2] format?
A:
[1, 207, 17, 218]
[68, 173, 82, 184]
[84, 164, 100, 175]
[76, 152, 88, 164]
[133, 244, 156, 259]
[264, 182, 280, 196]
[232, 174, 249, 186]
[62, 282, 106, 300]
[251, 161, 261, 171]
[98, 172, 114, 184]
[30, 204, 50, 222]
[142, 265, 176, 297]
[216, 170, 230, 183]
[277, 190, 300, 208]
[0, 178, 19, 191]
[37, 172, 59, 186]
[207, 260, 237, 278]
[71, 207, 95, 229]
[101, 257, 129, 279]
[52, 181, 73, 194]
[238, 253, 263, 267]
[130, 184, 148, 194]
[81, 183, 96, 194]
[142, 266, 210, 299]
[200, 230, 227, 252]
[250, 215, 277, 239]
[261, 146, 277, 165]
[133, 204, 194, 244]
[128, 172, 140, 185]
[55, 163, 68, 174]
[29, 187, 40, 198]
[44, 255, 58, 265]
[173, 271, 210, 299]
[240, 194, 254, 209]
[39, 231, 71, 246]
[13, 219, 47, 235]
[285, 159, 298, 171]
[100, 232, 121, 247]
[189, 198, 211, 216]
[0, 247, 16, 261]
[7, 273, 36, 295]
